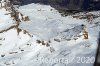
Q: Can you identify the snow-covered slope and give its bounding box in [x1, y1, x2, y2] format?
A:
[0, 8, 16, 32]
[0, 3, 100, 66]
[18, 4, 87, 40]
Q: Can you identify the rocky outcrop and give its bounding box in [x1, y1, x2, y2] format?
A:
[8, 0, 100, 16]
[10, 0, 100, 11]
[0, 0, 31, 36]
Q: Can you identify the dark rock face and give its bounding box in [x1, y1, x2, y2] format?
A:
[10, 0, 100, 11]
[10, 0, 49, 5]
[49, 0, 100, 11]
[10, 0, 21, 5]
[49, 0, 84, 11]
[94, 32, 100, 66]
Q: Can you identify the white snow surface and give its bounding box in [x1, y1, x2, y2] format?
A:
[0, 3, 100, 66]
[0, 8, 16, 31]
